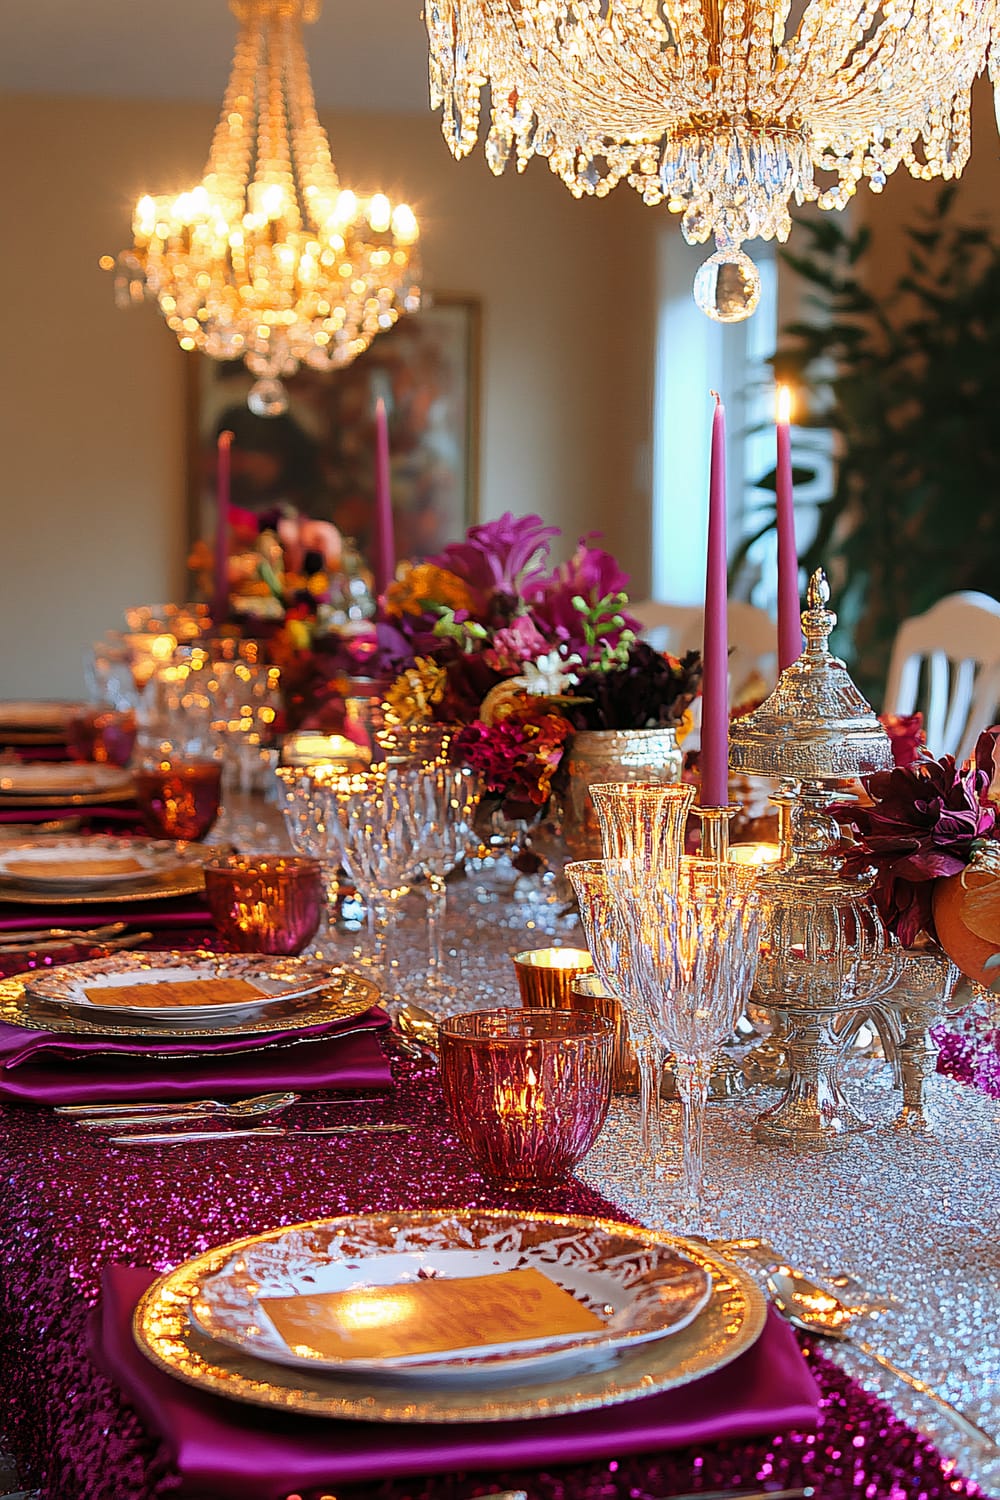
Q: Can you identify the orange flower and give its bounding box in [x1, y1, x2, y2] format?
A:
[385, 563, 475, 619]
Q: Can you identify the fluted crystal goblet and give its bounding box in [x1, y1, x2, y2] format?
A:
[616, 860, 760, 1218]
[273, 764, 344, 960]
[565, 858, 667, 1171]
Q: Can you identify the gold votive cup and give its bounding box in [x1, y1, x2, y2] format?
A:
[569, 972, 639, 1095]
[729, 841, 783, 868]
[203, 854, 324, 955]
[511, 947, 594, 1009]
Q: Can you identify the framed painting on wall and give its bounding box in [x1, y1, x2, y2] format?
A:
[186, 296, 481, 569]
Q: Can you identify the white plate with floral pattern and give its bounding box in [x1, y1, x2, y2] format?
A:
[25, 950, 333, 1025]
[188, 1209, 713, 1386]
[0, 836, 205, 892]
[0, 763, 133, 799]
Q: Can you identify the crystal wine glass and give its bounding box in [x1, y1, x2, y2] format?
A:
[589, 780, 695, 879]
[403, 760, 480, 998]
[325, 766, 420, 992]
[273, 764, 345, 960]
[565, 858, 667, 1171]
[619, 860, 760, 1220]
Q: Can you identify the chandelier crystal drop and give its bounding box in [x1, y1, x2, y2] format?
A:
[425, 0, 999, 323]
[110, 0, 421, 413]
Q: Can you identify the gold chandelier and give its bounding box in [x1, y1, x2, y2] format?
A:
[110, 0, 421, 414]
[425, 0, 997, 322]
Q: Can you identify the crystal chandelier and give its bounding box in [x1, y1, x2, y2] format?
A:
[109, 0, 421, 415]
[425, 0, 997, 323]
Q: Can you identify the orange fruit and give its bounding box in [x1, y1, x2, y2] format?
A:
[932, 866, 1000, 985]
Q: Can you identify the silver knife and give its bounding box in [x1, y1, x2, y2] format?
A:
[109, 1124, 411, 1145]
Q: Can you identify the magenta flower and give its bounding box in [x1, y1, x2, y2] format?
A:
[425, 514, 559, 617]
[835, 752, 997, 944]
[483, 616, 551, 673]
[878, 711, 925, 768]
[525, 538, 641, 660]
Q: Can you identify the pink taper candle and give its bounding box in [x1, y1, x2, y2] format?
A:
[700, 392, 729, 808]
[775, 385, 804, 670]
[212, 430, 233, 626]
[372, 397, 395, 598]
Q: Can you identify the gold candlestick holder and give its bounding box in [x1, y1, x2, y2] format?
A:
[692, 804, 739, 863]
[729, 571, 901, 1152]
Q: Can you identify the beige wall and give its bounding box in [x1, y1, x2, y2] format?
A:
[0, 94, 658, 699]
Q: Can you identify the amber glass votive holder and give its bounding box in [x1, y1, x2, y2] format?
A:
[570, 972, 640, 1095]
[133, 758, 222, 841]
[203, 854, 324, 955]
[511, 946, 594, 1009]
[66, 706, 137, 768]
[439, 1008, 614, 1188]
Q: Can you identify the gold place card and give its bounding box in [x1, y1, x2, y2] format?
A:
[82, 978, 265, 1009]
[260, 1267, 606, 1363]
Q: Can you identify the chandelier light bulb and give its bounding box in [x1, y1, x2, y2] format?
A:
[425, 0, 999, 320]
[108, 0, 421, 414]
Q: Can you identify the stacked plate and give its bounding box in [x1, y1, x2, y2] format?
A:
[0, 836, 207, 905]
[0, 700, 80, 747]
[22, 950, 335, 1029]
[0, 763, 133, 807]
[133, 1208, 766, 1423]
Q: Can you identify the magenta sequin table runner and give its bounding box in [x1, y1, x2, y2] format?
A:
[0, 1035, 995, 1500]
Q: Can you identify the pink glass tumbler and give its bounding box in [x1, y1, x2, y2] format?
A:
[203, 855, 324, 956]
[439, 1008, 614, 1188]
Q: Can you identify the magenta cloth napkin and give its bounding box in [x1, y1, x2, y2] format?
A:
[0, 1007, 392, 1104]
[0, 897, 214, 933]
[91, 1266, 819, 1499]
[0, 803, 145, 826]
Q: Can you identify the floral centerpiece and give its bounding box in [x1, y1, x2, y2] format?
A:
[189, 507, 386, 734]
[379, 513, 701, 819]
[834, 729, 1000, 981]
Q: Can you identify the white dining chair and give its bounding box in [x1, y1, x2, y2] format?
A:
[883, 591, 1000, 761]
[630, 598, 778, 701]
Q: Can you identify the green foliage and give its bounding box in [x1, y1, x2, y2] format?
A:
[756, 189, 1000, 701]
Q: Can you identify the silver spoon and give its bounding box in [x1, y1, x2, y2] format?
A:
[767, 1266, 999, 1453]
[394, 1002, 439, 1054]
[76, 1090, 300, 1130]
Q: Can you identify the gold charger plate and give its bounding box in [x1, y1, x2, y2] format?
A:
[0, 865, 206, 906]
[133, 1209, 765, 1423]
[0, 965, 381, 1041]
[0, 783, 136, 809]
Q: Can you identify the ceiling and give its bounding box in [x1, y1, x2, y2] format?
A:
[0, 0, 431, 112]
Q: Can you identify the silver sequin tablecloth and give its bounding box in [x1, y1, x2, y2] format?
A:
[400, 869, 1000, 1496]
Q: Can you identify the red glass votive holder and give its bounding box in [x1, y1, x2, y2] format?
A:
[203, 855, 324, 956]
[438, 1007, 614, 1188]
[132, 759, 222, 840]
[66, 707, 137, 767]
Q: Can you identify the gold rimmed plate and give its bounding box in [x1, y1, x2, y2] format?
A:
[0, 700, 80, 733]
[0, 836, 206, 892]
[0, 965, 381, 1041]
[133, 1209, 765, 1423]
[0, 764, 134, 804]
[0, 865, 206, 906]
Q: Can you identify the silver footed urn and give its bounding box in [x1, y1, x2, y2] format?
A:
[729, 571, 901, 1151]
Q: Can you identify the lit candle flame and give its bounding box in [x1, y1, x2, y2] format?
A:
[776, 385, 793, 424]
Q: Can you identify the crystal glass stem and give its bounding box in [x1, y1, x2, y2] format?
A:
[635, 1037, 663, 1171]
[304, 861, 341, 961]
[423, 871, 448, 988]
[675, 1055, 713, 1207]
[368, 893, 393, 983]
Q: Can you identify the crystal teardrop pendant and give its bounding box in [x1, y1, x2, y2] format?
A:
[693, 248, 762, 324]
[247, 377, 289, 419]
